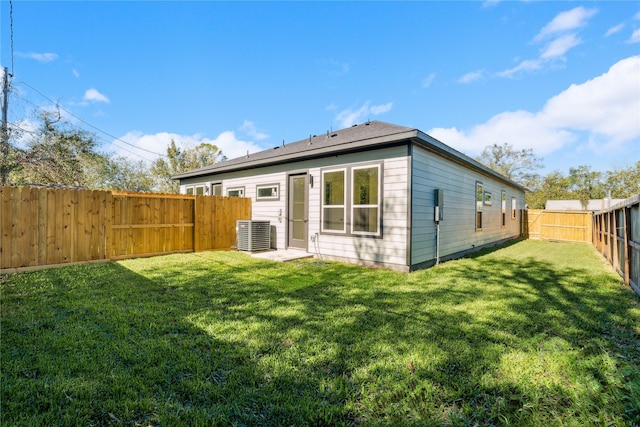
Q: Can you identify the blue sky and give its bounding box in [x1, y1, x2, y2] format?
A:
[2, 1, 639, 176]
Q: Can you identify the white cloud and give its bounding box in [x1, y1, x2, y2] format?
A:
[541, 55, 640, 145]
[540, 33, 582, 59]
[458, 70, 484, 84]
[482, 0, 501, 8]
[629, 29, 640, 44]
[498, 7, 596, 78]
[421, 73, 436, 88]
[534, 7, 598, 41]
[428, 110, 575, 156]
[605, 23, 625, 37]
[17, 52, 58, 63]
[496, 59, 542, 78]
[370, 102, 393, 115]
[239, 120, 269, 141]
[429, 56, 640, 158]
[336, 104, 371, 128]
[83, 88, 110, 103]
[335, 101, 394, 128]
[9, 118, 38, 149]
[110, 130, 263, 163]
[73, 69, 80, 78]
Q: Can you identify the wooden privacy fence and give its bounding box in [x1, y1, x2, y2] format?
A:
[592, 194, 640, 296]
[526, 209, 592, 243]
[1, 186, 251, 272]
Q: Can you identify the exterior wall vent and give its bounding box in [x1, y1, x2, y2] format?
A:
[236, 220, 271, 251]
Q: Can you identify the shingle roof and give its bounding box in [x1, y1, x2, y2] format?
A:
[172, 120, 527, 192]
[172, 121, 416, 179]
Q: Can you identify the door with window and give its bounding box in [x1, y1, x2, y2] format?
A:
[287, 174, 308, 250]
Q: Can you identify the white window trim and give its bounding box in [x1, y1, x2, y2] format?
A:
[227, 187, 245, 197]
[351, 164, 381, 236]
[476, 181, 483, 230]
[185, 186, 194, 195]
[484, 191, 492, 206]
[211, 183, 222, 196]
[195, 185, 205, 196]
[256, 183, 280, 201]
[511, 197, 517, 220]
[501, 190, 507, 227]
[321, 168, 347, 234]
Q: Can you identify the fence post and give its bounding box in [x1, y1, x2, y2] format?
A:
[612, 209, 619, 272]
[623, 207, 631, 286]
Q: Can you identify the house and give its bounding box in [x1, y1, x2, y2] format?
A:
[173, 121, 526, 272]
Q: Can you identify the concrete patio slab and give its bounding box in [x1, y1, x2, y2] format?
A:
[250, 249, 314, 262]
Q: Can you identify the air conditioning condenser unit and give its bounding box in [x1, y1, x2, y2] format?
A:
[236, 220, 271, 252]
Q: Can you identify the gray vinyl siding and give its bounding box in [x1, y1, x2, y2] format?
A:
[180, 140, 524, 270]
[410, 145, 525, 265]
[310, 154, 409, 268]
[180, 145, 410, 268]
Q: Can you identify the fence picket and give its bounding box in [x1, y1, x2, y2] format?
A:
[1, 187, 251, 273]
[526, 209, 592, 243]
[592, 195, 640, 296]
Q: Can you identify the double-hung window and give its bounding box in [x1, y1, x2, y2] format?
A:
[321, 163, 382, 237]
[322, 169, 346, 232]
[211, 183, 222, 196]
[476, 181, 483, 230]
[511, 197, 517, 220]
[501, 190, 507, 227]
[351, 165, 380, 235]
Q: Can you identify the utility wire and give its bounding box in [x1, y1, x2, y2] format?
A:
[9, 93, 156, 161]
[10, 0, 15, 76]
[7, 121, 37, 135]
[15, 79, 166, 158]
[8, 117, 155, 162]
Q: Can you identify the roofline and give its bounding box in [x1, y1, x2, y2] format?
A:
[413, 131, 528, 192]
[172, 125, 527, 192]
[172, 128, 419, 179]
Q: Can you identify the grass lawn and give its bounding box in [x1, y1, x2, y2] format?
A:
[1, 240, 639, 426]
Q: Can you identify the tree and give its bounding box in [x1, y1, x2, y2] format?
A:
[0, 142, 24, 185]
[85, 155, 155, 192]
[605, 161, 640, 198]
[567, 165, 605, 208]
[9, 110, 109, 187]
[525, 171, 572, 209]
[525, 162, 639, 210]
[150, 140, 225, 193]
[476, 143, 543, 185]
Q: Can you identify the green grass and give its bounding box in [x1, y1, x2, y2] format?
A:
[1, 240, 639, 426]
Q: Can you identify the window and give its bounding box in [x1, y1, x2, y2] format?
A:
[476, 181, 483, 230]
[195, 185, 205, 196]
[227, 187, 245, 197]
[211, 183, 222, 196]
[322, 169, 346, 232]
[511, 197, 517, 220]
[351, 165, 380, 235]
[185, 186, 194, 195]
[256, 184, 279, 201]
[321, 163, 383, 236]
[484, 191, 492, 206]
[501, 190, 507, 227]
